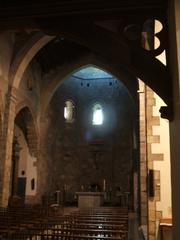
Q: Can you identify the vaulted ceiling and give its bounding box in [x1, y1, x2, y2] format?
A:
[0, 0, 172, 119]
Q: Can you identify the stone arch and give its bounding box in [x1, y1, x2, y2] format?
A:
[37, 23, 170, 105]
[40, 54, 137, 117]
[15, 100, 37, 126]
[9, 32, 55, 89]
[8, 106, 39, 201]
[15, 106, 38, 158]
[9, 26, 170, 106]
[1, 103, 38, 206]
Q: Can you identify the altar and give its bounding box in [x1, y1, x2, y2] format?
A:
[76, 192, 104, 209]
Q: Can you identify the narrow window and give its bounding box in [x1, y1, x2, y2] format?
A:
[64, 100, 74, 123]
[31, 178, 35, 190]
[92, 104, 103, 125]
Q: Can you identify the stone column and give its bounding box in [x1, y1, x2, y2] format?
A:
[146, 86, 162, 240]
[146, 87, 157, 240]
[35, 115, 49, 203]
[139, 80, 148, 234]
[1, 88, 17, 207]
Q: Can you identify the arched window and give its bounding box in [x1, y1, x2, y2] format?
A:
[92, 103, 103, 125]
[64, 100, 74, 123]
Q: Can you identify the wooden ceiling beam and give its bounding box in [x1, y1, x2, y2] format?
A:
[0, 0, 167, 21]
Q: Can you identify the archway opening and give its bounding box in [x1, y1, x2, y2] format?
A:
[42, 65, 136, 208]
[9, 107, 38, 205]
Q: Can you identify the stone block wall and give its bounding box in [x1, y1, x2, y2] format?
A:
[146, 86, 161, 240]
[39, 74, 135, 204]
[0, 58, 41, 206]
[139, 80, 168, 240]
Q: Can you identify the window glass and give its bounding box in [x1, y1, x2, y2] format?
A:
[92, 104, 103, 125]
[64, 100, 74, 122]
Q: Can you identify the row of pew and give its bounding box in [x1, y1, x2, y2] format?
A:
[0, 205, 128, 239]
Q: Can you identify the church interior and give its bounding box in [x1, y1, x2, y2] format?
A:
[0, 0, 180, 239]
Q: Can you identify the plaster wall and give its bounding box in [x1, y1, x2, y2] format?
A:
[26, 154, 37, 196]
[14, 125, 37, 197]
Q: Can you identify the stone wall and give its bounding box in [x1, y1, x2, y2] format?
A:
[41, 74, 135, 204]
[139, 81, 171, 240]
[0, 58, 40, 206]
[146, 86, 160, 240]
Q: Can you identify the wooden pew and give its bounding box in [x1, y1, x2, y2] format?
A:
[0, 206, 129, 240]
[10, 227, 127, 239]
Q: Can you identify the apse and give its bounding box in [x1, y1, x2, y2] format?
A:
[43, 65, 135, 206]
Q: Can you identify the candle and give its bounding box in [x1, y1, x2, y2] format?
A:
[103, 179, 106, 191]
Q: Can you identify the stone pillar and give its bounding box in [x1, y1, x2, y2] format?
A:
[1, 88, 17, 207]
[11, 136, 21, 196]
[35, 116, 49, 203]
[146, 87, 156, 240]
[26, 116, 38, 159]
[139, 80, 148, 233]
[139, 81, 163, 240]
[146, 86, 164, 240]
